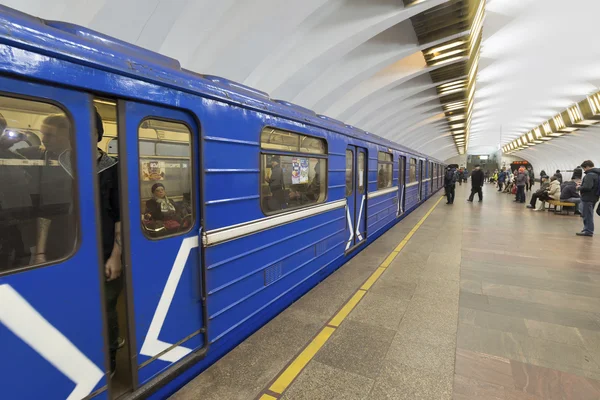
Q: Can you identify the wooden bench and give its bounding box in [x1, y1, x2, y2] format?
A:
[547, 200, 577, 215]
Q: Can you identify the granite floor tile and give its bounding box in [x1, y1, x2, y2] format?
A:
[482, 282, 600, 313]
[517, 334, 600, 372]
[459, 308, 529, 336]
[369, 273, 418, 300]
[510, 360, 600, 400]
[475, 295, 600, 332]
[314, 320, 396, 379]
[459, 291, 489, 309]
[579, 328, 600, 366]
[457, 324, 525, 362]
[524, 319, 585, 346]
[280, 361, 374, 400]
[454, 348, 514, 388]
[460, 279, 483, 295]
[369, 361, 453, 400]
[414, 277, 460, 301]
[347, 292, 409, 330]
[386, 334, 456, 375]
[395, 317, 457, 347]
[420, 262, 461, 282]
[291, 279, 359, 323]
[452, 373, 505, 400]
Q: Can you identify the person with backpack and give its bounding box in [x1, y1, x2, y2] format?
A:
[527, 166, 535, 191]
[577, 160, 600, 237]
[444, 165, 457, 204]
[497, 167, 506, 192]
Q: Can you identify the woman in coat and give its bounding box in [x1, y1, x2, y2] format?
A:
[145, 183, 182, 231]
[515, 167, 528, 203]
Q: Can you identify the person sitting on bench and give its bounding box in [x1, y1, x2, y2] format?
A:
[560, 174, 582, 215]
[527, 175, 550, 210]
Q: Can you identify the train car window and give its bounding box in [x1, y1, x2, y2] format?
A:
[345, 150, 353, 196]
[138, 119, 193, 239]
[409, 158, 417, 183]
[261, 127, 326, 155]
[358, 151, 365, 194]
[377, 152, 392, 189]
[0, 95, 77, 273]
[260, 127, 327, 215]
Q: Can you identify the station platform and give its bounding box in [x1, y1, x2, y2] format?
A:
[171, 185, 600, 400]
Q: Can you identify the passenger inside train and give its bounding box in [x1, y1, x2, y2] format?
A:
[261, 128, 327, 213]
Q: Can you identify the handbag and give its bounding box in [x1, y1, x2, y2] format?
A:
[163, 219, 181, 231]
[511, 186, 517, 195]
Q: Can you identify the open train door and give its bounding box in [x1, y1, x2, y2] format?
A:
[0, 76, 109, 399]
[117, 101, 207, 388]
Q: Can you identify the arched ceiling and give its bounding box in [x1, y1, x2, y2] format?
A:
[470, 0, 600, 170]
[7, 0, 488, 161]
[17, 0, 600, 168]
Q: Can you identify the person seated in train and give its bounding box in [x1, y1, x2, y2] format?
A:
[378, 165, 386, 188]
[305, 160, 322, 201]
[145, 183, 183, 231]
[287, 189, 308, 208]
[265, 155, 285, 211]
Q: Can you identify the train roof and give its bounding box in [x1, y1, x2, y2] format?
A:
[0, 5, 441, 162]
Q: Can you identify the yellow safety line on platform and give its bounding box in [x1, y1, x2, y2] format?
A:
[259, 196, 445, 399]
[269, 326, 335, 394]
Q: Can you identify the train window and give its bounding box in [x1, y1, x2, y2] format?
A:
[345, 150, 353, 196]
[358, 151, 365, 194]
[261, 127, 327, 215]
[409, 158, 417, 183]
[261, 127, 326, 154]
[377, 152, 392, 189]
[0, 95, 77, 273]
[138, 119, 193, 239]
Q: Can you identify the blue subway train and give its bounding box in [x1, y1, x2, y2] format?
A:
[0, 5, 444, 400]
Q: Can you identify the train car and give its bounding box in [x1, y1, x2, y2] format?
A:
[0, 5, 444, 400]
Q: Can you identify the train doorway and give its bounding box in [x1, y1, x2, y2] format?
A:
[116, 101, 207, 393]
[398, 156, 406, 216]
[344, 146, 367, 252]
[418, 159, 424, 201]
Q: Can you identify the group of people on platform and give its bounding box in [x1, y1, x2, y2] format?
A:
[443, 161, 600, 237]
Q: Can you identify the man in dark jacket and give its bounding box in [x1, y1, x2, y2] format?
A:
[527, 166, 535, 191]
[555, 169, 563, 184]
[560, 178, 581, 215]
[468, 165, 485, 202]
[444, 166, 457, 204]
[577, 160, 600, 237]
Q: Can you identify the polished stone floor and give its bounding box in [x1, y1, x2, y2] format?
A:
[172, 184, 600, 400]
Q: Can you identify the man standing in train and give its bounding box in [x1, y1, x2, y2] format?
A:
[95, 110, 124, 377]
[266, 155, 285, 210]
[23, 110, 124, 376]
